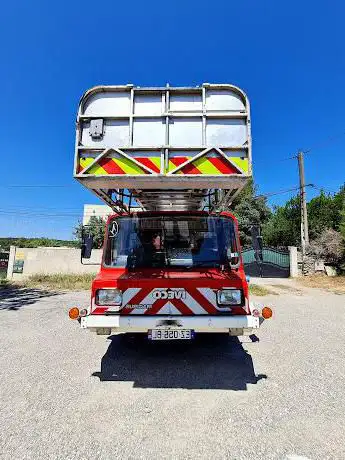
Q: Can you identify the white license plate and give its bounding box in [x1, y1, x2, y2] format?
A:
[149, 329, 193, 341]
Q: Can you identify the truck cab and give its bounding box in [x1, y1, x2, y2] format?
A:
[73, 211, 272, 339]
[69, 83, 272, 340]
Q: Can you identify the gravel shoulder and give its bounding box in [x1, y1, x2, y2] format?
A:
[0, 283, 344, 460]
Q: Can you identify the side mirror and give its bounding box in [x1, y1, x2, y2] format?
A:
[227, 248, 240, 268]
[81, 235, 93, 259]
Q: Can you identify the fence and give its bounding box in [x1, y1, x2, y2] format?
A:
[242, 246, 298, 278]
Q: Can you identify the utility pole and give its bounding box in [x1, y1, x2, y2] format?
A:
[297, 151, 309, 265]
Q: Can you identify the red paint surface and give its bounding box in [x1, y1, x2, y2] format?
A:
[89, 211, 248, 316]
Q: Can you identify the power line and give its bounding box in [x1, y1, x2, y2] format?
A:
[0, 184, 318, 215]
[0, 211, 81, 218]
[254, 128, 345, 165]
[256, 183, 342, 201]
[255, 184, 313, 200]
[310, 184, 342, 194]
[0, 184, 75, 188]
[0, 207, 111, 215]
[252, 154, 297, 165]
[0, 208, 116, 217]
[303, 129, 345, 155]
[0, 205, 89, 211]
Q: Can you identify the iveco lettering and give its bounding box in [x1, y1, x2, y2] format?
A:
[152, 290, 186, 300]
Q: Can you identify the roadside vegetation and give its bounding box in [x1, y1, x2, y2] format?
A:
[297, 274, 345, 294]
[0, 278, 10, 287]
[23, 273, 96, 290]
[0, 237, 78, 251]
[73, 181, 345, 272]
[261, 185, 345, 271]
[0, 273, 96, 291]
[249, 284, 276, 296]
[1, 274, 275, 297]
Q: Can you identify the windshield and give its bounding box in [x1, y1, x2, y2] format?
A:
[104, 215, 238, 269]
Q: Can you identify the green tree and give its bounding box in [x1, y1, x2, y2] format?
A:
[0, 237, 78, 251]
[262, 195, 301, 247]
[339, 207, 345, 242]
[334, 184, 345, 237]
[307, 191, 336, 240]
[74, 216, 106, 249]
[262, 183, 345, 251]
[231, 180, 271, 247]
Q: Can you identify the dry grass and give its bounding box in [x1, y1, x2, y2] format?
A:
[297, 274, 345, 294]
[249, 284, 277, 296]
[0, 278, 10, 288]
[16, 273, 96, 291]
[2, 274, 277, 296]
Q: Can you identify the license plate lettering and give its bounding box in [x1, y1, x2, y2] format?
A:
[149, 329, 193, 341]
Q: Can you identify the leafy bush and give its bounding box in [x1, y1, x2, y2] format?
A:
[309, 229, 344, 264]
[74, 216, 106, 249]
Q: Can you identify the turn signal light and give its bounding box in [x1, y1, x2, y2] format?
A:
[68, 307, 80, 320]
[262, 307, 273, 319]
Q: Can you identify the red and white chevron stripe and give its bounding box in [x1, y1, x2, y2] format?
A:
[92, 287, 232, 315]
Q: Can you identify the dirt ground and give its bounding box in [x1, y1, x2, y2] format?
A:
[0, 279, 344, 459]
[296, 274, 345, 294]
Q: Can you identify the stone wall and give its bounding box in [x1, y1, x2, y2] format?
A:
[297, 250, 337, 276]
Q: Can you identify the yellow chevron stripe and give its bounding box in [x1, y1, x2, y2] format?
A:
[79, 158, 106, 175]
[168, 160, 176, 172]
[80, 155, 248, 176]
[229, 157, 249, 174]
[168, 160, 186, 173]
[115, 157, 145, 175]
[169, 157, 223, 175]
[79, 158, 91, 170]
[150, 157, 161, 171]
[192, 157, 221, 174]
[147, 157, 161, 168]
[168, 158, 194, 173]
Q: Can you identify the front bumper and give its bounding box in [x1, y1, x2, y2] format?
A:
[80, 314, 261, 334]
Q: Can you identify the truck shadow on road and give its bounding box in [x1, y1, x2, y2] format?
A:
[0, 286, 59, 311]
[92, 334, 267, 390]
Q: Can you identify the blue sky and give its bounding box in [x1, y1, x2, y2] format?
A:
[1, 0, 344, 239]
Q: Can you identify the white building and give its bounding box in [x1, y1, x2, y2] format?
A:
[83, 204, 113, 225]
[83, 204, 142, 225]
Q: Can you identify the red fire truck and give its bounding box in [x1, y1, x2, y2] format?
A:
[69, 84, 272, 340]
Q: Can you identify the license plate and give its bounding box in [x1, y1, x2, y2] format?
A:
[148, 329, 193, 341]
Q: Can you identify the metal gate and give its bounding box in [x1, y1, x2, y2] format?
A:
[242, 247, 290, 278]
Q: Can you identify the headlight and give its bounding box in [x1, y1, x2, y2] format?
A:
[95, 289, 122, 306]
[217, 289, 243, 306]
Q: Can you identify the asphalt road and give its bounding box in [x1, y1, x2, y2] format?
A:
[0, 281, 344, 459]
